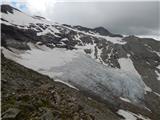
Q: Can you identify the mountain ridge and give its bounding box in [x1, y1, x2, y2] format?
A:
[1, 4, 160, 120]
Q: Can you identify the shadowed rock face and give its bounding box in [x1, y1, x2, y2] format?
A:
[93, 27, 123, 37]
[1, 4, 14, 13]
[1, 4, 160, 120]
[1, 4, 21, 14]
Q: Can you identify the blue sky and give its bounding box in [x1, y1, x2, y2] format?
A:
[12, 2, 27, 11]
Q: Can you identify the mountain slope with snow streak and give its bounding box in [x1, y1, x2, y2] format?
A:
[2, 45, 146, 104]
[1, 4, 160, 120]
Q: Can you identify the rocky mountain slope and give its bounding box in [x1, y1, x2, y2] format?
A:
[1, 54, 121, 120]
[1, 4, 160, 120]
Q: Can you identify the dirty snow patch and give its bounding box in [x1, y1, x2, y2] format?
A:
[157, 65, 160, 70]
[153, 92, 160, 97]
[144, 107, 152, 112]
[117, 109, 137, 120]
[117, 109, 151, 120]
[120, 97, 131, 103]
[54, 79, 79, 90]
[144, 84, 152, 93]
[2, 47, 21, 61]
[118, 58, 141, 79]
[155, 70, 160, 81]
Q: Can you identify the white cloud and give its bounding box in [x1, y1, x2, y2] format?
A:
[1, 0, 57, 17]
[26, 0, 56, 16]
[1, 0, 159, 36]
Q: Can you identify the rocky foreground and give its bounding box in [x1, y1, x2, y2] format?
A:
[1, 54, 121, 120]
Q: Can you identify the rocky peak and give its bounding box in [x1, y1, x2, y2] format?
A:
[1, 4, 21, 14]
[93, 26, 123, 37]
[93, 26, 110, 35]
[73, 25, 92, 32]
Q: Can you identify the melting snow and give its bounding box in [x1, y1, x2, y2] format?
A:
[157, 65, 160, 70]
[120, 97, 131, 103]
[74, 34, 83, 45]
[64, 26, 126, 45]
[144, 107, 152, 112]
[2, 47, 21, 61]
[144, 84, 152, 93]
[155, 70, 160, 81]
[75, 43, 96, 59]
[118, 58, 141, 79]
[153, 92, 160, 97]
[54, 79, 79, 90]
[117, 109, 137, 120]
[138, 35, 160, 41]
[96, 47, 104, 64]
[117, 109, 151, 120]
[37, 25, 60, 36]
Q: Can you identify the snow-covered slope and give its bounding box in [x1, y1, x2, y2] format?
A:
[1, 5, 59, 31]
[1, 5, 125, 45]
[2, 45, 146, 103]
[1, 4, 160, 120]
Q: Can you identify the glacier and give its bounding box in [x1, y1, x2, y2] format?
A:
[2, 45, 146, 103]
